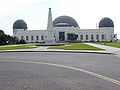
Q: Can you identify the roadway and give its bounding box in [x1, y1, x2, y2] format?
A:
[0, 52, 120, 90]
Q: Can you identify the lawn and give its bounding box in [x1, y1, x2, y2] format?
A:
[0, 44, 38, 50]
[48, 43, 104, 50]
[96, 42, 120, 48]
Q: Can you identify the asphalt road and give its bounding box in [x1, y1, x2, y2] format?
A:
[0, 52, 120, 90]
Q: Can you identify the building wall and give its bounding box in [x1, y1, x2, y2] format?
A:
[14, 29, 46, 43]
[54, 27, 114, 42]
[13, 27, 115, 43]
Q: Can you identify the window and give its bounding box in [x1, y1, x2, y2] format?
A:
[80, 35, 83, 40]
[86, 35, 88, 40]
[102, 35, 104, 40]
[91, 35, 94, 40]
[41, 35, 44, 40]
[96, 35, 99, 40]
[36, 36, 39, 41]
[21, 36, 23, 40]
[26, 36, 29, 41]
[31, 36, 34, 40]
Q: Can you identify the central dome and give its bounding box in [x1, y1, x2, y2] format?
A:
[53, 16, 79, 28]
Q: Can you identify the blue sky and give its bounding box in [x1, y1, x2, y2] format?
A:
[0, 0, 120, 38]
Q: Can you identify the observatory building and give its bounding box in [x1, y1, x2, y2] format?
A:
[13, 8, 117, 43]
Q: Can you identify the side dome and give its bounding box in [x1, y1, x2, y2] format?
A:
[99, 17, 114, 28]
[53, 16, 79, 28]
[13, 19, 28, 29]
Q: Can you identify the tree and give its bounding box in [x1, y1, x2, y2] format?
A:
[0, 30, 4, 34]
[7, 36, 19, 44]
[0, 30, 7, 45]
[0, 30, 20, 45]
[67, 33, 78, 41]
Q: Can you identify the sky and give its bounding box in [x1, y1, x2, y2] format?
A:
[0, 0, 120, 38]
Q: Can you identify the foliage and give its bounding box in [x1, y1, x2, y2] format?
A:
[0, 30, 4, 34]
[0, 32, 8, 45]
[19, 39, 26, 44]
[0, 30, 19, 45]
[67, 33, 78, 41]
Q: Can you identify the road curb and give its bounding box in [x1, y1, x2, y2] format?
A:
[0, 50, 113, 55]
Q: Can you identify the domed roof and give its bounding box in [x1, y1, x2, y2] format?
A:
[53, 16, 79, 28]
[13, 19, 27, 29]
[99, 17, 114, 28]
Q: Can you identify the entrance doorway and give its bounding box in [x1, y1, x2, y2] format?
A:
[59, 32, 65, 41]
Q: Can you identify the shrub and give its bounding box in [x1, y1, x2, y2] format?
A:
[67, 33, 78, 42]
[19, 39, 26, 44]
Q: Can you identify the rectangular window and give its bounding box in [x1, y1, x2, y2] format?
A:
[86, 35, 88, 40]
[91, 35, 94, 40]
[26, 36, 29, 41]
[21, 36, 23, 40]
[96, 35, 99, 40]
[80, 35, 83, 40]
[102, 35, 104, 40]
[36, 36, 39, 40]
[31, 36, 34, 40]
[41, 35, 44, 40]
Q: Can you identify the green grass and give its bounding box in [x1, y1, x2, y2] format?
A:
[0, 44, 38, 50]
[96, 42, 120, 48]
[49, 43, 104, 50]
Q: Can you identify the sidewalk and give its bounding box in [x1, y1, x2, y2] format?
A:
[85, 43, 120, 56]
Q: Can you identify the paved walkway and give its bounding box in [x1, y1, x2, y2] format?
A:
[1, 43, 120, 55]
[0, 44, 111, 54]
[85, 43, 120, 56]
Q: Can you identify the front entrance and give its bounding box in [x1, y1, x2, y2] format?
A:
[59, 32, 65, 41]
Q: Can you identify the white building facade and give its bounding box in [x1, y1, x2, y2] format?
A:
[13, 8, 117, 43]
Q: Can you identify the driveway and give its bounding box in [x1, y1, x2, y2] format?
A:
[0, 52, 120, 90]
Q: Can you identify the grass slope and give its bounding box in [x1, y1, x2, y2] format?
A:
[49, 43, 104, 50]
[0, 44, 38, 50]
[97, 42, 120, 48]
